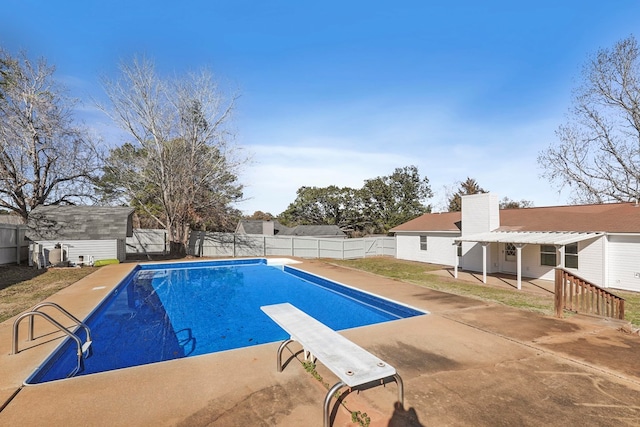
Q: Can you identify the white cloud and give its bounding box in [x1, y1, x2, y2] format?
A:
[236, 102, 570, 215]
[238, 144, 414, 214]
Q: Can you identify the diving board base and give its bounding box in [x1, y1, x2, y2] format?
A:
[261, 302, 404, 427]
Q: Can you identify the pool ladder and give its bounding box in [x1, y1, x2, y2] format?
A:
[12, 302, 93, 378]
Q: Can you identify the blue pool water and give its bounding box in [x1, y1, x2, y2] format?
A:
[27, 259, 424, 384]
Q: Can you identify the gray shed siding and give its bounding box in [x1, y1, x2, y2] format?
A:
[34, 239, 121, 264]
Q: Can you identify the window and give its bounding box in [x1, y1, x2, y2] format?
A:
[565, 243, 578, 269]
[420, 236, 427, 251]
[505, 243, 516, 261]
[457, 242, 462, 257]
[540, 245, 557, 266]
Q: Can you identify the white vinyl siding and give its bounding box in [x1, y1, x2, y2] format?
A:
[395, 232, 459, 266]
[460, 242, 498, 274]
[519, 244, 556, 280]
[607, 234, 640, 292]
[572, 238, 604, 285]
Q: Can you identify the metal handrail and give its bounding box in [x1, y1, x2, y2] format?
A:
[12, 311, 86, 377]
[28, 302, 92, 347]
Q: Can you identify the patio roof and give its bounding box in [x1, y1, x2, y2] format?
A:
[455, 230, 604, 246]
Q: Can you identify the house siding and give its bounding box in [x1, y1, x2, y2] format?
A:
[461, 243, 485, 273]
[518, 244, 556, 280]
[572, 237, 604, 286]
[607, 234, 640, 292]
[393, 194, 640, 290]
[395, 232, 459, 266]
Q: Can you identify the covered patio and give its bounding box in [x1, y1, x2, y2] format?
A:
[453, 231, 603, 290]
[431, 267, 556, 296]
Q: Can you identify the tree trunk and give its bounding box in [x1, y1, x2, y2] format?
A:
[169, 241, 186, 257]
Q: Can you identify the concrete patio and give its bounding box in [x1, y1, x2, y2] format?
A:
[1, 258, 639, 426]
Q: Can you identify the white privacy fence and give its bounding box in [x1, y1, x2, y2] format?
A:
[0, 224, 29, 265]
[188, 232, 395, 259]
[126, 229, 168, 254]
[0, 225, 393, 264]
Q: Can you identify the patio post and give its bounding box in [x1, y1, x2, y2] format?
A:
[556, 244, 565, 268]
[454, 242, 459, 278]
[515, 244, 525, 290]
[481, 242, 488, 284]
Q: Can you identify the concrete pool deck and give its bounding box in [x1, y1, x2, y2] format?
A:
[1, 258, 639, 426]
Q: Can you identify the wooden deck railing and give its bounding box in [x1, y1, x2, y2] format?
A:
[555, 269, 625, 320]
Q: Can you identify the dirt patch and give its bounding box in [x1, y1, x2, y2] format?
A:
[412, 288, 488, 311]
[540, 333, 640, 379]
[443, 304, 581, 341]
[405, 356, 640, 426]
[176, 378, 317, 427]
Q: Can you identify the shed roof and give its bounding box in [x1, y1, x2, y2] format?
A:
[235, 220, 288, 235]
[26, 206, 135, 241]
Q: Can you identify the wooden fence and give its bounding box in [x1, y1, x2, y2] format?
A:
[554, 268, 625, 320]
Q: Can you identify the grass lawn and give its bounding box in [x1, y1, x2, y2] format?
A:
[1, 257, 638, 329]
[331, 257, 640, 328]
[0, 265, 98, 323]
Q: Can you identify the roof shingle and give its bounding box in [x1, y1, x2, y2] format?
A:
[391, 202, 640, 233]
[26, 206, 135, 241]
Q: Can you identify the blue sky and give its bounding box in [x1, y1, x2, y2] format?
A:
[3, 1, 640, 214]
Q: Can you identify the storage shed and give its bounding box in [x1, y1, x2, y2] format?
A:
[26, 206, 135, 267]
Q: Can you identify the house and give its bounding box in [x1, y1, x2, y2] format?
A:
[235, 220, 346, 238]
[26, 206, 135, 266]
[235, 220, 288, 236]
[391, 193, 640, 292]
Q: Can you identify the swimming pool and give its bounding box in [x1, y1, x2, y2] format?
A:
[26, 259, 425, 384]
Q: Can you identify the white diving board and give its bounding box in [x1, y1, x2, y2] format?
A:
[261, 303, 403, 427]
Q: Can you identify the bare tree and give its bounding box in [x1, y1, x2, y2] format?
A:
[538, 35, 640, 204]
[0, 49, 98, 219]
[98, 57, 246, 255]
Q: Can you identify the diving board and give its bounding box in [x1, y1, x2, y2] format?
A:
[261, 303, 403, 427]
